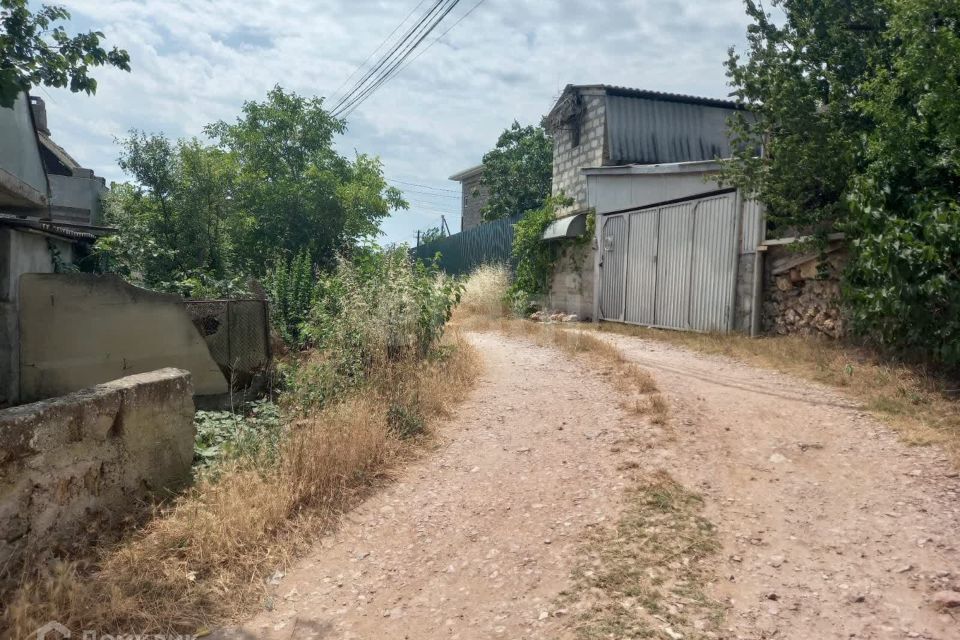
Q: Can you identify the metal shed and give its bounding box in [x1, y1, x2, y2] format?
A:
[585, 161, 764, 334]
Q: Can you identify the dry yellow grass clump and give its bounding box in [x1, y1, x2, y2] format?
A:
[453, 263, 512, 321]
[4, 332, 481, 637]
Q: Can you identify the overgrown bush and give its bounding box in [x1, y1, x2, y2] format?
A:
[725, 0, 960, 367]
[194, 400, 283, 467]
[265, 248, 320, 347]
[281, 247, 462, 413]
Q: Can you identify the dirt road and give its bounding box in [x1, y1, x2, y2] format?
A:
[219, 329, 960, 639]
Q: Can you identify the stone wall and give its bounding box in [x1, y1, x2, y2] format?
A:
[459, 173, 489, 232]
[762, 244, 847, 339]
[0, 368, 194, 572]
[552, 89, 607, 215]
[547, 241, 595, 320]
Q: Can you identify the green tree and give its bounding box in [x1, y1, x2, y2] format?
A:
[102, 87, 406, 297]
[205, 86, 406, 273]
[726, 0, 960, 366]
[101, 132, 242, 295]
[479, 122, 552, 222]
[723, 0, 889, 237]
[0, 0, 130, 108]
[844, 0, 960, 364]
[417, 225, 444, 245]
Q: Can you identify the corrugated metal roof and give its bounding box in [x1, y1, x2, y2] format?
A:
[589, 84, 743, 110]
[0, 214, 108, 241]
[606, 94, 743, 165]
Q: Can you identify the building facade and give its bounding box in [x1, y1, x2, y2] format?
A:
[542, 84, 753, 324]
[449, 164, 490, 232]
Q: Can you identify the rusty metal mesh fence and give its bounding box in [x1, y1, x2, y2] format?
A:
[185, 299, 270, 379]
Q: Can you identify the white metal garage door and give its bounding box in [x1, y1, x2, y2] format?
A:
[598, 191, 739, 332]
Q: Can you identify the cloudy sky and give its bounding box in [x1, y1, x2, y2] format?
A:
[39, 0, 754, 245]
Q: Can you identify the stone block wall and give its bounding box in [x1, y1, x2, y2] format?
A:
[548, 241, 595, 320]
[0, 368, 195, 572]
[552, 89, 607, 215]
[762, 244, 847, 339]
[460, 173, 489, 232]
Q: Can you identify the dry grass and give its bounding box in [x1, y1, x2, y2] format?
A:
[3, 331, 481, 638]
[594, 322, 960, 465]
[563, 470, 723, 639]
[453, 263, 511, 321]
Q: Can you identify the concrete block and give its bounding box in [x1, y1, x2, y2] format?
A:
[0, 368, 194, 575]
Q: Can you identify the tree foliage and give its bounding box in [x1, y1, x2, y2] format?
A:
[726, 0, 960, 366]
[844, 0, 960, 364]
[723, 0, 889, 237]
[0, 0, 130, 108]
[101, 86, 406, 297]
[479, 122, 553, 222]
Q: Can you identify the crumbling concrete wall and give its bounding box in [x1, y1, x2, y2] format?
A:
[762, 243, 847, 339]
[18, 273, 228, 402]
[0, 368, 194, 571]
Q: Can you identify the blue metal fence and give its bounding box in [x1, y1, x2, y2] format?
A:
[411, 214, 521, 276]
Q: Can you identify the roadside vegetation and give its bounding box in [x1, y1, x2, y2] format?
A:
[4, 249, 480, 637]
[726, 0, 960, 367]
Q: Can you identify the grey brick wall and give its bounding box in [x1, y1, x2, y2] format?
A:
[460, 174, 489, 232]
[551, 91, 607, 215]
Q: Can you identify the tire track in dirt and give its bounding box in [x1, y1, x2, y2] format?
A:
[214, 332, 646, 639]
[600, 331, 960, 640]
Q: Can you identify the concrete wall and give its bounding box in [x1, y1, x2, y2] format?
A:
[586, 170, 725, 214]
[0, 93, 48, 209]
[48, 172, 107, 225]
[0, 228, 73, 408]
[19, 273, 228, 402]
[552, 89, 607, 216]
[0, 368, 194, 571]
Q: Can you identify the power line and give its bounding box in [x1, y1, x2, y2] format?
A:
[397, 187, 460, 200]
[328, 0, 429, 106]
[393, 0, 489, 77]
[338, 0, 487, 119]
[331, 0, 451, 116]
[388, 178, 460, 194]
[333, 0, 462, 118]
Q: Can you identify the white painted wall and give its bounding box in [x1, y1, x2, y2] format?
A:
[586, 171, 725, 215]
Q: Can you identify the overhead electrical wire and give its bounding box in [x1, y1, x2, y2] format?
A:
[397, 187, 460, 200]
[332, 0, 463, 118]
[390, 0, 489, 79]
[388, 178, 461, 194]
[338, 0, 489, 118]
[327, 0, 430, 107]
[330, 0, 454, 117]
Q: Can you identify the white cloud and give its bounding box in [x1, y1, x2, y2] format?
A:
[40, 0, 752, 244]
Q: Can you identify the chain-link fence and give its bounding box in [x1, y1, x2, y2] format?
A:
[185, 299, 271, 386]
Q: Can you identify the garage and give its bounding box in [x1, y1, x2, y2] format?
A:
[585, 161, 764, 334]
